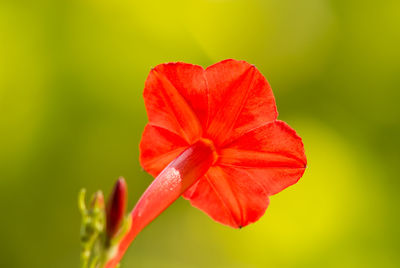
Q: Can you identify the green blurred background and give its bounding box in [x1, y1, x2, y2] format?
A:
[1, 0, 399, 267]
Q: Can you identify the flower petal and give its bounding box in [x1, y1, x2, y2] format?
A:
[140, 124, 188, 177]
[183, 121, 306, 228]
[183, 166, 270, 228]
[143, 62, 208, 143]
[205, 59, 277, 146]
[219, 120, 307, 195]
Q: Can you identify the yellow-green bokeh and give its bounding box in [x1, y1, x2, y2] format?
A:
[1, 0, 399, 267]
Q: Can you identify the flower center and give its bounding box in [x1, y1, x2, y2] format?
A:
[197, 138, 218, 165]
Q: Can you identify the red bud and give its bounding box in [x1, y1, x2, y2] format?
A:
[106, 177, 127, 239]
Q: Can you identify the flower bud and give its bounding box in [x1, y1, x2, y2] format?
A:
[90, 190, 105, 211]
[106, 177, 127, 239]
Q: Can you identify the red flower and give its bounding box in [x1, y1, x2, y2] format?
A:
[104, 59, 306, 268]
[140, 59, 306, 228]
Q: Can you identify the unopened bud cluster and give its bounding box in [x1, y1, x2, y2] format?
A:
[79, 178, 128, 268]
